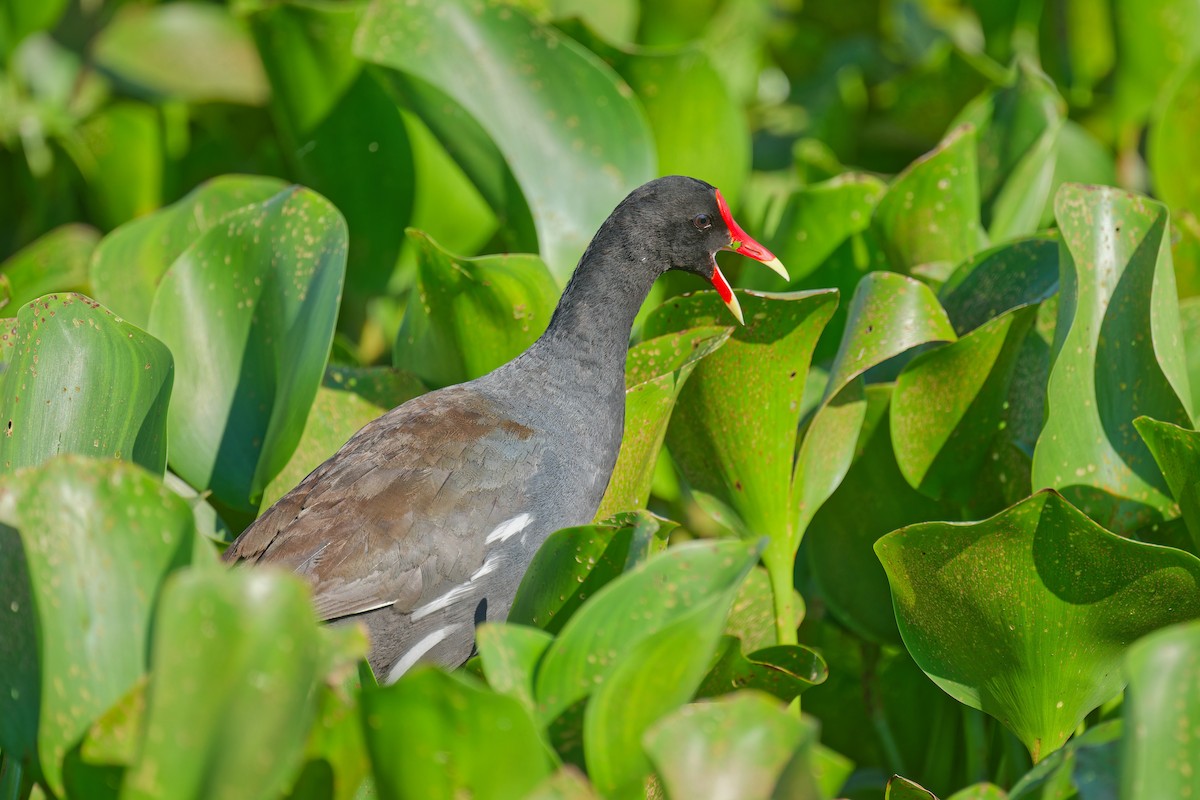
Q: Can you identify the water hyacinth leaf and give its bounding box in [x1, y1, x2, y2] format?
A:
[1175, 213, 1200, 300]
[1006, 719, 1121, 799]
[526, 767, 601, 800]
[1037, 121, 1118, 230]
[363, 669, 554, 800]
[644, 289, 836, 545]
[0, 225, 96, 309]
[725, 566, 803, 654]
[0, 457, 195, 795]
[963, 59, 1065, 241]
[1112, 0, 1200, 129]
[355, 0, 655, 280]
[1121, 621, 1200, 799]
[535, 539, 759, 727]
[583, 589, 743, 796]
[644, 692, 809, 800]
[1149, 58, 1200, 215]
[121, 569, 343, 800]
[887, 775, 936, 799]
[248, 0, 414, 300]
[394, 230, 557, 389]
[0, 0, 68, 56]
[892, 305, 1036, 501]
[509, 510, 673, 634]
[76, 102, 163, 232]
[948, 784, 1007, 799]
[0, 294, 173, 474]
[595, 326, 730, 519]
[938, 234, 1059, 335]
[695, 636, 827, 703]
[1134, 417, 1200, 553]
[1032, 184, 1192, 534]
[90, 174, 289, 327]
[476, 623, 554, 716]
[148, 186, 347, 512]
[260, 366, 426, 511]
[876, 490, 1200, 762]
[93, 2, 268, 105]
[871, 124, 987, 282]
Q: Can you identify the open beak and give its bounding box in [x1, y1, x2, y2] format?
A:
[711, 189, 789, 324]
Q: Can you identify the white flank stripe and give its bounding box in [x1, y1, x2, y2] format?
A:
[410, 582, 474, 621]
[386, 627, 451, 684]
[471, 554, 501, 581]
[485, 513, 532, 545]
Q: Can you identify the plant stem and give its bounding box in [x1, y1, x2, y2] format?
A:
[764, 551, 798, 647]
[962, 707, 988, 784]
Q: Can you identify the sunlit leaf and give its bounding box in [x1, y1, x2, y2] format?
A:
[0, 225, 96, 309]
[1149, 57, 1200, 215]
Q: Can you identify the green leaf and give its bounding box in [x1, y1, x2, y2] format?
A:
[148, 186, 347, 512]
[696, 636, 828, 703]
[1149, 57, 1200, 215]
[938, 234, 1058, 335]
[75, 103, 163, 231]
[394, 230, 558, 388]
[476, 623, 554, 717]
[247, 0, 414, 300]
[892, 305, 1036, 500]
[876, 490, 1200, 762]
[355, 0, 655, 279]
[0, 225, 97, 309]
[1032, 184, 1192, 533]
[0, 294, 173, 474]
[872, 124, 987, 282]
[596, 326, 730, 519]
[1135, 416, 1200, 554]
[90, 174, 289, 328]
[509, 511, 672, 636]
[363, 669, 554, 800]
[526, 767, 601, 800]
[948, 785, 1007, 800]
[260, 367, 426, 511]
[93, 2, 268, 105]
[0, 0, 68, 58]
[1112, 0, 1200, 128]
[961, 59, 1065, 242]
[0, 457, 195, 795]
[122, 568, 349, 800]
[1121, 621, 1200, 799]
[644, 693, 813, 800]
[887, 775, 937, 799]
[725, 566, 803, 654]
[1007, 720, 1121, 800]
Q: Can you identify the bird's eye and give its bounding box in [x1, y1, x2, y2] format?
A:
[693, 213, 712, 230]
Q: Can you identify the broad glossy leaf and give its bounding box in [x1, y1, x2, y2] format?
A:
[260, 367, 425, 511]
[0, 457, 195, 795]
[0, 225, 96, 308]
[287, 672, 373, 800]
[696, 636, 827, 703]
[364, 669, 553, 800]
[1007, 720, 1121, 800]
[876, 490, 1200, 761]
[535, 539, 759, 727]
[90, 174, 289, 327]
[960, 59, 1064, 241]
[248, 0, 413, 299]
[122, 569, 353, 800]
[948, 785, 1007, 800]
[939, 234, 1059, 335]
[0, 294, 173, 474]
[509, 511, 672, 635]
[93, 2, 268, 104]
[1032, 184, 1192, 533]
[476, 623, 554, 717]
[1175, 213, 1200, 300]
[892, 305, 1036, 500]
[644, 693, 810, 800]
[395, 230, 557, 388]
[872, 125, 987, 282]
[1038, 121, 1118, 230]
[1149, 58, 1200, 215]
[1121, 621, 1200, 799]
[1135, 416, 1200, 553]
[355, 0, 655, 280]
[1112, 0, 1200, 127]
[76, 103, 162, 231]
[595, 326, 730, 519]
[887, 776, 936, 799]
[149, 186, 347, 512]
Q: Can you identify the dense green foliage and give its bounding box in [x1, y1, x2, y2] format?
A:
[3, 0, 1200, 798]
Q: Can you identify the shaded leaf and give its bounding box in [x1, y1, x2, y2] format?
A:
[1135, 416, 1200, 554]
[938, 234, 1059, 336]
[887, 775, 937, 799]
[696, 636, 827, 703]
[76, 103, 163, 231]
[1007, 720, 1121, 800]
[876, 490, 1200, 761]
[0, 457, 195, 795]
[149, 186, 347, 511]
[1111, 0, 1200, 128]
[0, 225, 96, 309]
[1032, 184, 1192, 533]
[725, 566, 804, 654]
[0, 294, 173, 474]
[1149, 57, 1200, 215]
[363, 669, 554, 800]
[355, 0, 655, 279]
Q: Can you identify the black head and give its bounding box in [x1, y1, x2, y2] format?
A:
[600, 175, 788, 323]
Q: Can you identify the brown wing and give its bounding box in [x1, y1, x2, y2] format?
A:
[224, 386, 540, 621]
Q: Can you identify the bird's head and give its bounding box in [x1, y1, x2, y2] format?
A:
[616, 175, 788, 324]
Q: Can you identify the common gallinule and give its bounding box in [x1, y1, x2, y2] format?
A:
[224, 176, 786, 681]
